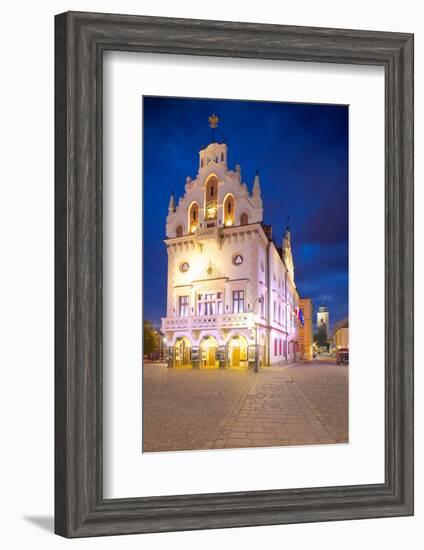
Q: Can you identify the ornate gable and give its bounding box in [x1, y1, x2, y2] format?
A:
[197, 261, 226, 280]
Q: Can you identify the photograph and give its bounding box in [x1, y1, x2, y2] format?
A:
[142, 96, 349, 452]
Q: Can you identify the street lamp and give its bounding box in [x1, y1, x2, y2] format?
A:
[251, 297, 262, 373]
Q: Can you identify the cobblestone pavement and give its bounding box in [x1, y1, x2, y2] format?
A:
[143, 361, 348, 452]
[284, 361, 348, 443]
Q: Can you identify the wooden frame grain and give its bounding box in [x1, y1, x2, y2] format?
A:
[55, 11, 414, 537]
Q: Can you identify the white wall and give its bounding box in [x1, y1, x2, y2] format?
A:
[0, 1, 421, 549]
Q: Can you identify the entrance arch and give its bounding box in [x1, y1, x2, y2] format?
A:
[228, 334, 248, 368]
[200, 336, 218, 368]
[175, 336, 192, 367]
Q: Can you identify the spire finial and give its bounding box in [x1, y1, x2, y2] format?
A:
[168, 190, 175, 213]
[208, 114, 219, 142]
[253, 171, 261, 196]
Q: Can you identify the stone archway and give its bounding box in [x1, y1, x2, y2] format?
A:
[200, 336, 218, 368]
[228, 334, 248, 368]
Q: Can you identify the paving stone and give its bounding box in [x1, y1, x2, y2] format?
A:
[143, 361, 347, 452]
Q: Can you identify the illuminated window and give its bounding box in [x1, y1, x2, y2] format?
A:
[223, 194, 235, 226]
[179, 296, 189, 317]
[232, 290, 245, 313]
[205, 176, 218, 220]
[189, 202, 199, 232]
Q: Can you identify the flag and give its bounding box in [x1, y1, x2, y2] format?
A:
[296, 307, 304, 326]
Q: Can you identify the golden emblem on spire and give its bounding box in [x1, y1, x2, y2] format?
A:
[208, 114, 219, 129]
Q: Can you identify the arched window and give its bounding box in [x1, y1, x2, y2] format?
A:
[176, 225, 183, 237]
[205, 176, 218, 221]
[240, 212, 248, 225]
[223, 194, 235, 226]
[188, 202, 199, 233]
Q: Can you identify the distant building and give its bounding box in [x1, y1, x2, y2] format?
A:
[160, 117, 311, 368]
[298, 298, 313, 360]
[317, 305, 329, 337]
[333, 318, 349, 349]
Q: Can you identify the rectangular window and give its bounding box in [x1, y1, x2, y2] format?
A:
[273, 300, 276, 321]
[232, 290, 245, 313]
[274, 339, 278, 356]
[205, 293, 215, 315]
[179, 295, 189, 317]
[278, 303, 281, 324]
[217, 292, 223, 314]
[197, 292, 224, 316]
[279, 339, 282, 355]
[260, 294, 265, 318]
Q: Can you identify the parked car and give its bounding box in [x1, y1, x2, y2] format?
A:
[336, 348, 349, 365]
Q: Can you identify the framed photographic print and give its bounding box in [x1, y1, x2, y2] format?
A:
[55, 11, 414, 537]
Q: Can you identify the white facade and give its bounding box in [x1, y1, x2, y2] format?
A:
[161, 139, 302, 368]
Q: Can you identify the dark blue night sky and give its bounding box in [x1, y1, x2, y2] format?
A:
[143, 96, 348, 331]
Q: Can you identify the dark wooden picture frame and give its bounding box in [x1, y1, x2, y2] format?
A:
[55, 11, 414, 538]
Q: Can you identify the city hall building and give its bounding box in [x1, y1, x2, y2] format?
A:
[161, 122, 311, 368]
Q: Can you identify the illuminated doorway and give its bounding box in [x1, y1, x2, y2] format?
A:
[228, 335, 248, 368]
[175, 336, 192, 367]
[200, 336, 218, 368]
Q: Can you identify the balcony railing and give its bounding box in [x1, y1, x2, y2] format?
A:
[161, 312, 254, 332]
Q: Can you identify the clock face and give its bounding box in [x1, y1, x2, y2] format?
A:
[233, 254, 243, 266]
[180, 262, 189, 272]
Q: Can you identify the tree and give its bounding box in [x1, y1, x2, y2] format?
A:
[314, 323, 329, 350]
[144, 320, 160, 356]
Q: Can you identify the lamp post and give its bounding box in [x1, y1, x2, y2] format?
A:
[251, 297, 262, 373]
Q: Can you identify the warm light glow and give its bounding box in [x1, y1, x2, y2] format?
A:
[206, 204, 217, 220]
